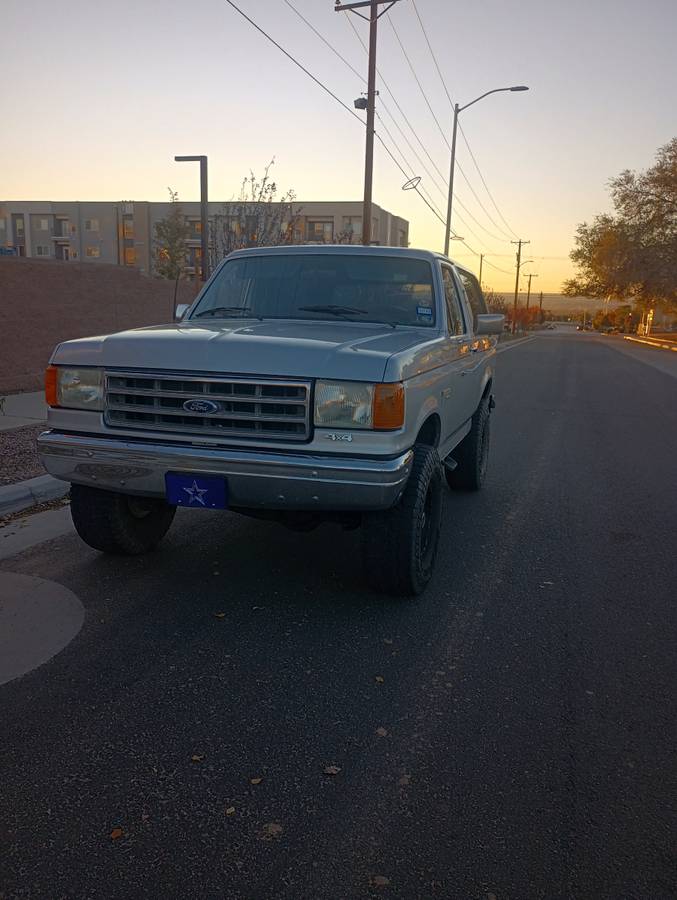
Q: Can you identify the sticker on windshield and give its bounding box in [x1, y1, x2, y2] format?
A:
[417, 306, 433, 317]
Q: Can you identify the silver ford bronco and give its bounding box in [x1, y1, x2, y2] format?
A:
[38, 245, 503, 595]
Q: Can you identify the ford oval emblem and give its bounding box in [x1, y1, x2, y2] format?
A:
[183, 398, 220, 414]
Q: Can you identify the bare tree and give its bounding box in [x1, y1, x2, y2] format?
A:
[211, 160, 302, 265]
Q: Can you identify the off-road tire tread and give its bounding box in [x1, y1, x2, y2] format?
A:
[446, 396, 491, 491]
[70, 484, 175, 555]
[362, 444, 442, 596]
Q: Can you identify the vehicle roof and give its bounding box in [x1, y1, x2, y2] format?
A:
[225, 244, 463, 267]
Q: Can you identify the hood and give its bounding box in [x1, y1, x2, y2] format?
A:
[51, 319, 434, 382]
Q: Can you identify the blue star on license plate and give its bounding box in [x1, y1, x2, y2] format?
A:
[165, 473, 228, 509]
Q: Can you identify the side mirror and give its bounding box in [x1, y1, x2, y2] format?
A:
[476, 313, 505, 335]
[175, 303, 190, 321]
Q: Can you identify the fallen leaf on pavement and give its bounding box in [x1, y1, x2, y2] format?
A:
[383, 638, 393, 645]
[261, 822, 283, 840]
[110, 827, 124, 840]
[213, 612, 226, 619]
[323, 765, 341, 776]
[375, 675, 385, 684]
[371, 875, 391, 887]
[191, 754, 205, 762]
[226, 806, 236, 816]
[398, 774, 411, 786]
[250, 777, 263, 785]
[375, 727, 388, 737]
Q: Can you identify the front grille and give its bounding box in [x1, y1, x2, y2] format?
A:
[104, 372, 311, 441]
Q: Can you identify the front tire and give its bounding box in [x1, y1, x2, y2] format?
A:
[70, 484, 176, 555]
[361, 444, 443, 596]
[445, 395, 491, 491]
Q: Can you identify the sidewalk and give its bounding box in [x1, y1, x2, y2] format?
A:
[0, 391, 67, 515]
[0, 391, 47, 431]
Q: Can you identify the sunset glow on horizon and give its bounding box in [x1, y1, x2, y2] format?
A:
[2, 0, 675, 294]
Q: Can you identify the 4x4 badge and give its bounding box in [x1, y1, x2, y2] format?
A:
[324, 433, 353, 442]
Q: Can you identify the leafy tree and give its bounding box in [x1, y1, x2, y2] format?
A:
[211, 160, 301, 263]
[563, 138, 677, 310]
[153, 189, 190, 306]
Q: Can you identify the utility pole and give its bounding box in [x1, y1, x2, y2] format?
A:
[335, 0, 402, 246]
[511, 239, 530, 334]
[478, 253, 484, 287]
[538, 290, 544, 321]
[524, 272, 538, 310]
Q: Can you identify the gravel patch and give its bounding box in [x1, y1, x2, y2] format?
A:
[0, 424, 46, 486]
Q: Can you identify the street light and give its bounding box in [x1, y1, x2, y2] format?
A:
[443, 85, 529, 256]
[174, 155, 209, 281]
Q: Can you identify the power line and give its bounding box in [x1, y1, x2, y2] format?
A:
[282, 0, 364, 82]
[222, 0, 449, 237]
[410, 0, 520, 240]
[280, 0, 458, 235]
[387, 8, 517, 243]
[342, 11, 509, 251]
[222, 0, 364, 126]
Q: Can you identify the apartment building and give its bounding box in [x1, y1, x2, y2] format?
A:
[0, 200, 409, 276]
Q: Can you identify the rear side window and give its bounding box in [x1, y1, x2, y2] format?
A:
[457, 269, 487, 331]
[441, 266, 465, 335]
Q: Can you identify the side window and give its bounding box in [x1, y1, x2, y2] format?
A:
[457, 269, 487, 331]
[441, 266, 465, 335]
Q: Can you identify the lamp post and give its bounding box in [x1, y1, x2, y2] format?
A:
[444, 85, 528, 257]
[174, 155, 209, 281]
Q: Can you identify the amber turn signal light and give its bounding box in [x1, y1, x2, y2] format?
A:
[45, 365, 58, 407]
[373, 383, 405, 430]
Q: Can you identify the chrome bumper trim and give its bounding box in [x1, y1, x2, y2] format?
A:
[38, 432, 413, 511]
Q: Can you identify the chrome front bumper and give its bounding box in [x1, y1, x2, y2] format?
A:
[38, 431, 413, 511]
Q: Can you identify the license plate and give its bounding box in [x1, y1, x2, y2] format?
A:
[165, 473, 228, 509]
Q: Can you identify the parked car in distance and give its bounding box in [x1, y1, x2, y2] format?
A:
[38, 246, 504, 596]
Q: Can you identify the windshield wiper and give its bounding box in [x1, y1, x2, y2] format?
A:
[195, 306, 260, 319]
[298, 305, 368, 317]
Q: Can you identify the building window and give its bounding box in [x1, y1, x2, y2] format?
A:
[35, 245, 50, 256]
[307, 219, 334, 242]
[15, 218, 24, 234]
[85, 218, 99, 232]
[86, 246, 101, 258]
[342, 217, 362, 242]
[123, 218, 134, 239]
[124, 247, 136, 265]
[193, 221, 202, 234]
[0, 218, 5, 231]
[35, 218, 49, 231]
[57, 219, 70, 237]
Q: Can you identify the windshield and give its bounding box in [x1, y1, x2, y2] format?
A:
[190, 254, 437, 327]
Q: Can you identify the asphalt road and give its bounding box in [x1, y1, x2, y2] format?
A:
[1, 335, 676, 900]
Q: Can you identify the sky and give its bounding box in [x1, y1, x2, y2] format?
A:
[2, 0, 676, 293]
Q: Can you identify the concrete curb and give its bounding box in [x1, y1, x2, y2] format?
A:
[0, 475, 69, 517]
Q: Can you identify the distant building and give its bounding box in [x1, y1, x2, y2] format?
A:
[0, 200, 409, 277]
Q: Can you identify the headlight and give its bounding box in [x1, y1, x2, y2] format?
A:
[46, 366, 104, 411]
[314, 380, 404, 430]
